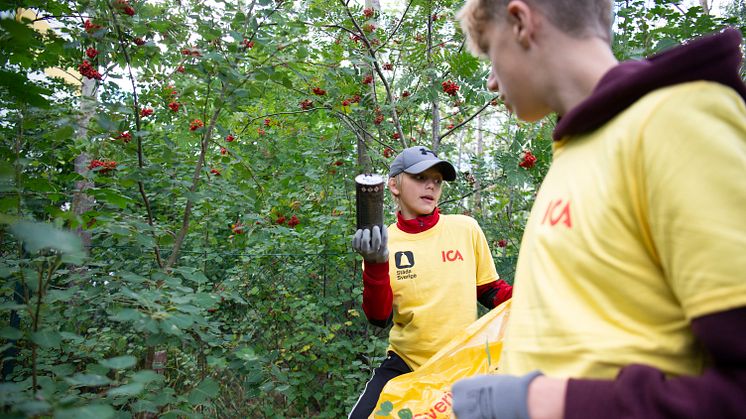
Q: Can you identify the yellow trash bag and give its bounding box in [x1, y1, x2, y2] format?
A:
[370, 300, 511, 418]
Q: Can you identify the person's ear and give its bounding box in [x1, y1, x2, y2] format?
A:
[388, 177, 400, 197]
[506, 0, 535, 48]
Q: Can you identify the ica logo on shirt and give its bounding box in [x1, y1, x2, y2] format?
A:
[541, 198, 573, 228]
[441, 249, 464, 262]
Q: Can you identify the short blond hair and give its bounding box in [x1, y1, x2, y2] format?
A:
[457, 0, 613, 56]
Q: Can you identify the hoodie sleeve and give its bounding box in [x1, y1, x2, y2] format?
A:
[476, 280, 513, 309]
[564, 307, 746, 419]
[361, 261, 393, 328]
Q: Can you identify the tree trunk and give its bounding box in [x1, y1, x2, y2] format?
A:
[72, 71, 97, 251]
[473, 115, 483, 214]
[699, 0, 710, 14]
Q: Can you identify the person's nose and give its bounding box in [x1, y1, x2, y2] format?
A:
[487, 69, 499, 92]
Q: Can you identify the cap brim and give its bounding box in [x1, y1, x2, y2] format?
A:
[404, 160, 457, 181]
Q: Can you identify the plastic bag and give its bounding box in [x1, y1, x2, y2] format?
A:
[371, 300, 511, 418]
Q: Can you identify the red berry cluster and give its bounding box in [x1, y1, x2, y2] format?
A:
[401, 90, 410, 98]
[447, 123, 455, 129]
[342, 94, 361, 107]
[383, 147, 394, 158]
[168, 101, 180, 112]
[113, 0, 135, 16]
[263, 118, 271, 127]
[497, 239, 507, 248]
[312, 87, 326, 96]
[432, 14, 439, 21]
[220, 147, 227, 155]
[225, 134, 235, 142]
[257, 128, 266, 135]
[363, 8, 375, 18]
[181, 48, 202, 57]
[373, 108, 384, 125]
[287, 215, 300, 228]
[442, 80, 460, 96]
[275, 215, 286, 225]
[189, 119, 204, 131]
[362, 74, 374, 85]
[300, 99, 313, 110]
[210, 168, 221, 176]
[134, 37, 145, 46]
[383, 63, 393, 71]
[242, 39, 254, 49]
[140, 108, 153, 117]
[115, 131, 132, 143]
[363, 23, 376, 33]
[176, 65, 185, 73]
[231, 222, 245, 235]
[84, 19, 102, 33]
[519, 150, 537, 169]
[78, 60, 102, 80]
[392, 132, 400, 140]
[85, 47, 98, 59]
[350, 34, 362, 43]
[88, 159, 117, 173]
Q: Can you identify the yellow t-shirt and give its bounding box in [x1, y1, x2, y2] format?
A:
[501, 81, 746, 378]
[387, 214, 499, 370]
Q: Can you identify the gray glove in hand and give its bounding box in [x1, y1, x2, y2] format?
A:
[352, 225, 389, 263]
[452, 371, 543, 419]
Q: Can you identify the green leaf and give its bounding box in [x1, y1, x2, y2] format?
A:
[107, 382, 145, 397]
[31, 330, 62, 348]
[110, 309, 142, 322]
[99, 355, 137, 370]
[0, 326, 22, 340]
[65, 373, 112, 387]
[90, 188, 135, 209]
[0, 302, 25, 311]
[96, 113, 119, 132]
[120, 271, 148, 284]
[188, 377, 219, 405]
[54, 404, 115, 419]
[16, 400, 51, 416]
[9, 221, 85, 263]
[132, 370, 162, 384]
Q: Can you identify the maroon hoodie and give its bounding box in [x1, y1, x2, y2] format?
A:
[559, 28, 746, 419]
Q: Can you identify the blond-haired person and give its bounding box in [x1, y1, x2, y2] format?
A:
[452, 1, 746, 418]
[349, 146, 513, 418]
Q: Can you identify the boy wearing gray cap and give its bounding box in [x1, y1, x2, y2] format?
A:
[348, 146, 513, 418]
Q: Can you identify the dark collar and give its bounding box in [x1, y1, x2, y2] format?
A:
[554, 28, 746, 141]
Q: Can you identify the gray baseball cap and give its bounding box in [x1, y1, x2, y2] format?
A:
[389, 146, 456, 181]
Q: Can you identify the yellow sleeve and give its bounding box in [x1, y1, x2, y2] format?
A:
[641, 82, 746, 319]
[473, 221, 500, 286]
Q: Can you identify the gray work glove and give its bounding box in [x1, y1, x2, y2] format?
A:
[352, 225, 389, 263]
[452, 371, 543, 419]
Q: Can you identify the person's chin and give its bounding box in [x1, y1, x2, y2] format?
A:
[417, 205, 436, 215]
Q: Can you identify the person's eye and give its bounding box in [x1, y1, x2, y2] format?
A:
[435, 179, 442, 185]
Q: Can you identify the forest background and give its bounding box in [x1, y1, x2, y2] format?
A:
[1, 0, 744, 417]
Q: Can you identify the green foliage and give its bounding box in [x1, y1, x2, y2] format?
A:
[1, 0, 743, 417]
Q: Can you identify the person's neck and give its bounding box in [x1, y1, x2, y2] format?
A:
[542, 36, 619, 116]
[396, 208, 440, 234]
